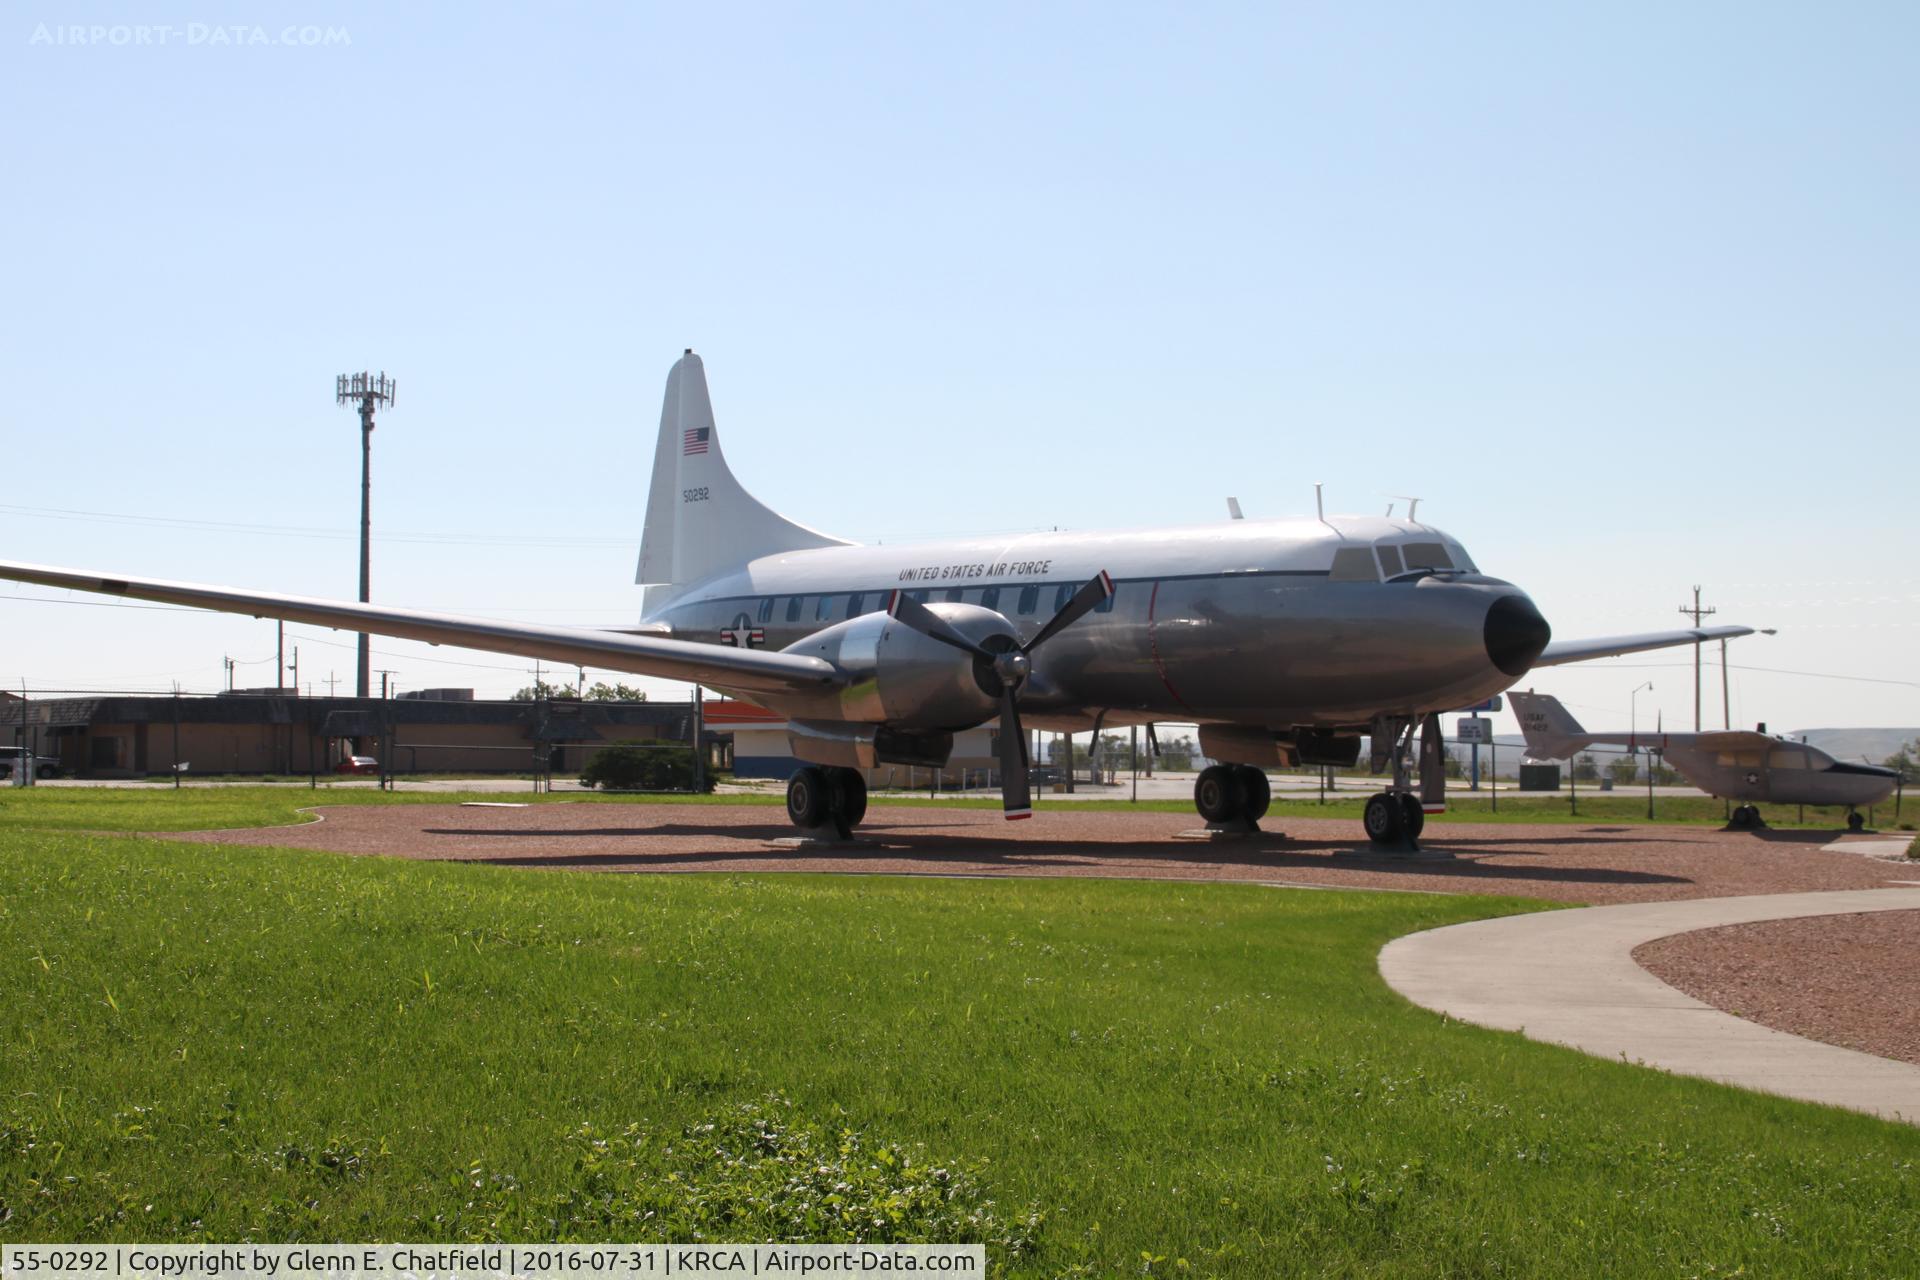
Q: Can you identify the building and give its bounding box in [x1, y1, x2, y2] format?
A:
[0, 691, 695, 779]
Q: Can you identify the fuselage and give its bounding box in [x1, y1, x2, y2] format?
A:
[1652, 741, 1897, 807]
[644, 514, 1550, 732]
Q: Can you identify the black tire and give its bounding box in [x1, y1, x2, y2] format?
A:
[1847, 811, 1865, 832]
[786, 767, 828, 829]
[1194, 765, 1246, 824]
[1363, 792, 1404, 845]
[1398, 793, 1426, 840]
[1234, 766, 1271, 822]
[831, 768, 868, 828]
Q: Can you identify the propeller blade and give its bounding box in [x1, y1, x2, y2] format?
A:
[887, 589, 990, 658]
[1022, 571, 1115, 654]
[1145, 721, 1160, 760]
[997, 687, 1032, 820]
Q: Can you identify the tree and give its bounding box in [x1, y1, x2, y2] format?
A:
[579, 743, 710, 791]
[1155, 735, 1197, 771]
[584, 681, 648, 702]
[1606, 755, 1641, 785]
[1572, 753, 1601, 782]
[512, 680, 648, 702]
[1881, 738, 1919, 783]
[511, 680, 576, 702]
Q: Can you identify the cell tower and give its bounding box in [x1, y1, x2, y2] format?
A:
[336, 371, 396, 698]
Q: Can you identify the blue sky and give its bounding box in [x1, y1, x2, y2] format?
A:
[3, 2, 1915, 738]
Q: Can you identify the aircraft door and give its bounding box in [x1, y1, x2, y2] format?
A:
[1716, 748, 1768, 802]
[1763, 746, 1809, 803]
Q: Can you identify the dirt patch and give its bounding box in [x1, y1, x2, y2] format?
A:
[158, 802, 1916, 905]
[1635, 911, 1920, 1067]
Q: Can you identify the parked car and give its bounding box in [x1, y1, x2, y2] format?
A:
[0, 748, 61, 780]
[334, 755, 380, 775]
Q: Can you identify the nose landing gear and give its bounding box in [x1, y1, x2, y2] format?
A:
[1356, 713, 1450, 858]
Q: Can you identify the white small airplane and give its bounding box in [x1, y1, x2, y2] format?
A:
[0, 351, 1755, 846]
[1510, 691, 1898, 830]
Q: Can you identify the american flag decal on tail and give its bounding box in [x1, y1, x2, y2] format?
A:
[683, 427, 710, 455]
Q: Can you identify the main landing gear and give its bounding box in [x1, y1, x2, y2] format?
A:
[1726, 804, 1767, 830]
[785, 766, 869, 841]
[1192, 764, 1271, 834]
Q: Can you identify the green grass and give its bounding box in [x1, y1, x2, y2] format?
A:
[3, 793, 1918, 1273]
[0, 783, 1889, 834]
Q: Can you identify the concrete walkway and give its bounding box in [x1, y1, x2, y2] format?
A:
[1379, 888, 1920, 1124]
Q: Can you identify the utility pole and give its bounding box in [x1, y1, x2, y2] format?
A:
[277, 622, 285, 693]
[335, 371, 396, 698]
[1720, 637, 1731, 730]
[288, 646, 300, 698]
[325, 672, 339, 697]
[223, 655, 235, 692]
[1678, 585, 1717, 732]
[377, 669, 396, 700]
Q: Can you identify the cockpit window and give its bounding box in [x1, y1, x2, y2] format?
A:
[1376, 545, 1404, 577]
[1446, 542, 1478, 573]
[1768, 748, 1809, 770]
[1403, 542, 1453, 571]
[1329, 547, 1379, 581]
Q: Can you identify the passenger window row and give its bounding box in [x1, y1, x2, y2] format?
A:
[741, 583, 1122, 624]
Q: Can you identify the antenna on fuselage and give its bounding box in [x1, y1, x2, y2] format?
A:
[1226, 497, 1244, 520]
[1315, 483, 1335, 530]
[1389, 495, 1423, 521]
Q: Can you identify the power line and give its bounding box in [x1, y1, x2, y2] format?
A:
[0, 501, 631, 548]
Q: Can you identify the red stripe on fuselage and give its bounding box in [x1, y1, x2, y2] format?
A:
[1146, 580, 1198, 717]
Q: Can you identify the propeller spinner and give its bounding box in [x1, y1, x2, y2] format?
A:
[887, 571, 1115, 820]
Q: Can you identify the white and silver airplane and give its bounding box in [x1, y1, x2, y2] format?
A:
[1510, 691, 1898, 830]
[0, 351, 1755, 846]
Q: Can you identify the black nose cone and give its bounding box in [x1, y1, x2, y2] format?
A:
[1485, 594, 1551, 677]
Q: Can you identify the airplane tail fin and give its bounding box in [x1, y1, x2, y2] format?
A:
[1508, 691, 1592, 761]
[636, 351, 853, 613]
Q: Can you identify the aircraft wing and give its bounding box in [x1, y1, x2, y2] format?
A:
[1687, 730, 1778, 752]
[0, 560, 840, 697]
[1531, 625, 1755, 668]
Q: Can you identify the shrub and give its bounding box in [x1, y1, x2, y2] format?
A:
[578, 744, 712, 792]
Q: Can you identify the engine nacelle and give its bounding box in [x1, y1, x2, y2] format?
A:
[781, 601, 1016, 731]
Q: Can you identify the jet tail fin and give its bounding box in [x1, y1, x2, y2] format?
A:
[1508, 691, 1593, 761]
[636, 352, 853, 612]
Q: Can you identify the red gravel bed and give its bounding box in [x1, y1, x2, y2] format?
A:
[1635, 912, 1920, 1067]
[160, 802, 1916, 905]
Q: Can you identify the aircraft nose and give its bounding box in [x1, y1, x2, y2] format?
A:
[1485, 593, 1551, 677]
